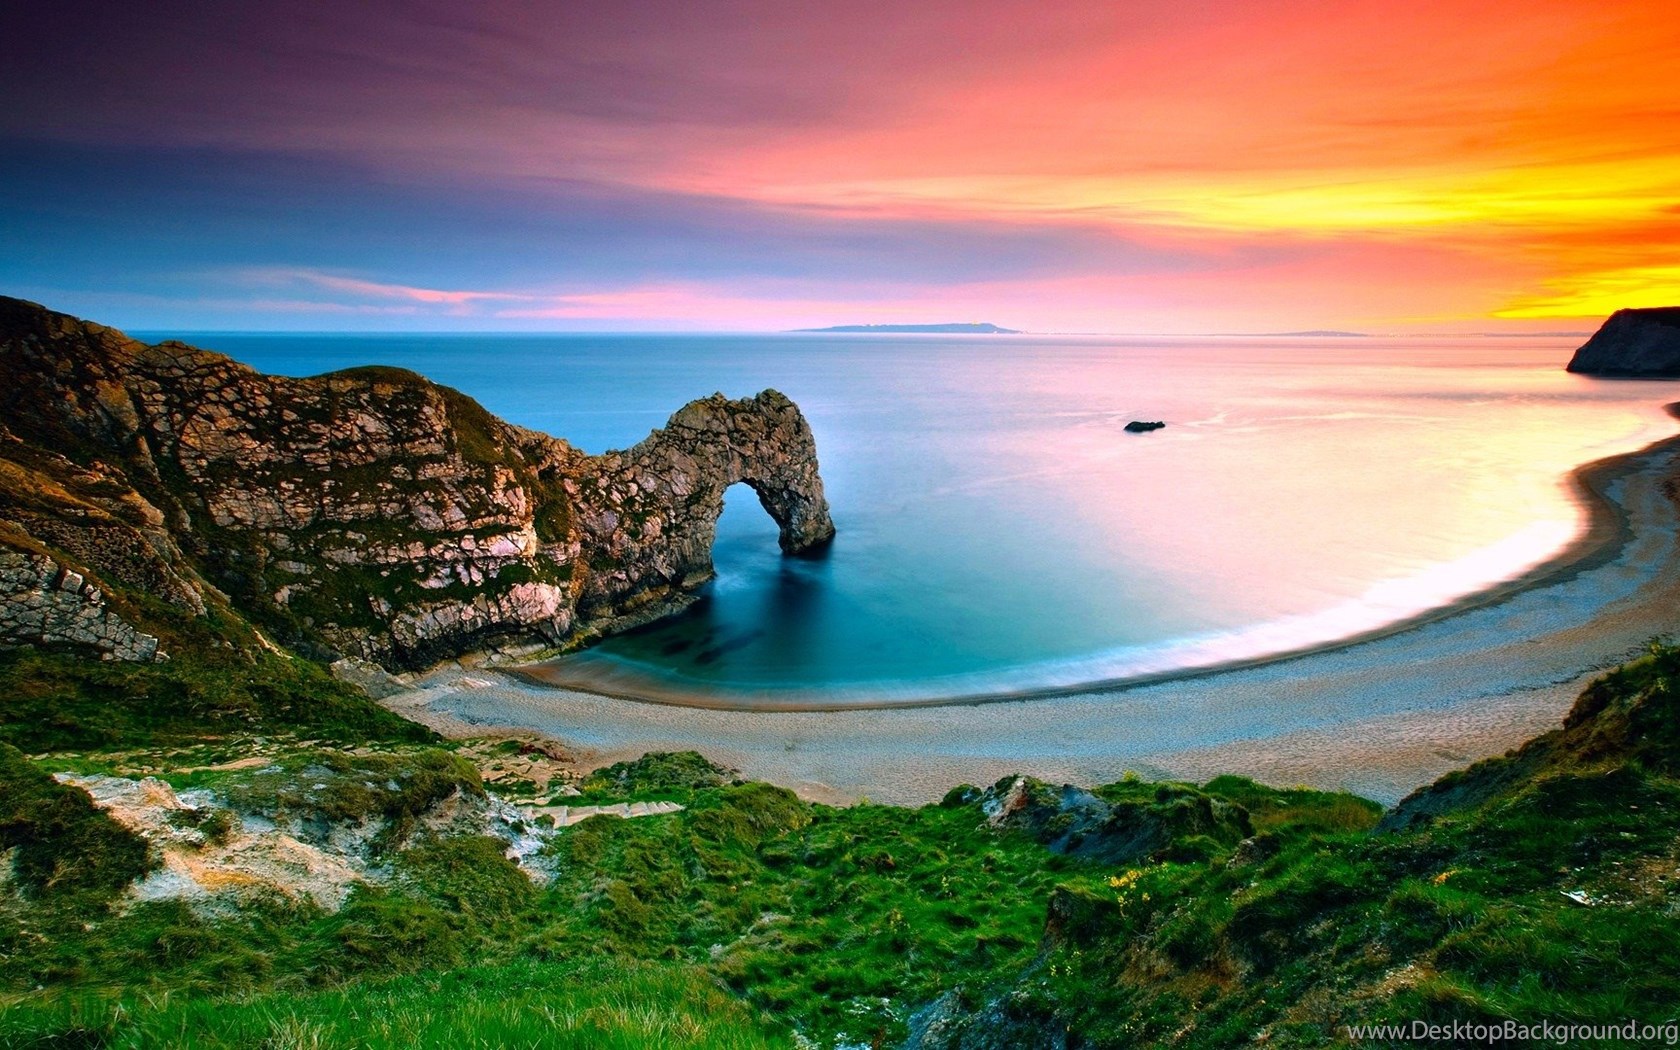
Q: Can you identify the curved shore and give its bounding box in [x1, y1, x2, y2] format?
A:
[386, 415, 1680, 807]
[514, 410, 1679, 712]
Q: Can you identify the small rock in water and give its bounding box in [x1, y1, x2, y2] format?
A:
[1124, 420, 1166, 433]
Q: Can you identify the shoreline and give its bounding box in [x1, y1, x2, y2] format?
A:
[515, 409, 1679, 713]
[387, 406, 1680, 807]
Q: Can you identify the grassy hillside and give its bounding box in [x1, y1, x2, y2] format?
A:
[3, 646, 1679, 1047]
[0, 650, 434, 754]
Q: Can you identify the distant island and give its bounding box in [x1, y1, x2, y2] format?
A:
[795, 322, 1022, 334]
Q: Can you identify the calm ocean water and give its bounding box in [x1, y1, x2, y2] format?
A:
[162, 332, 1680, 704]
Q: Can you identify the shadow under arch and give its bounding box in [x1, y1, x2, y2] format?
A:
[683, 480, 834, 668]
[570, 389, 837, 624]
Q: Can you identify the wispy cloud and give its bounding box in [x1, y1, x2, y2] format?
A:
[240, 268, 531, 308]
[1497, 264, 1680, 319]
[4, 0, 1678, 330]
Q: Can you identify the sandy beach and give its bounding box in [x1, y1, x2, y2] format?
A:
[384, 428, 1680, 808]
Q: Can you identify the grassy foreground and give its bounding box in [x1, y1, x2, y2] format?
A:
[3, 959, 789, 1050]
[3, 644, 1680, 1047]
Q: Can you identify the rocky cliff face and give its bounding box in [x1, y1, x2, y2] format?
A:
[0, 549, 162, 662]
[0, 297, 834, 669]
[1566, 307, 1680, 376]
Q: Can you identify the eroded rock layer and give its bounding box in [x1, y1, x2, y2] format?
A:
[0, 550, 162, 662]
[0, 297, 834, 668]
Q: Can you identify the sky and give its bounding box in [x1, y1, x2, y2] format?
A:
[2, 0, 1677, 333]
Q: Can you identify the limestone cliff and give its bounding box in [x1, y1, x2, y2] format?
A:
[1566, 307, 1680, 376]
[0, 297, 834, 669]
[0, 549, 162, 662]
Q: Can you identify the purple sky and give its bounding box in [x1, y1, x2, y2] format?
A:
[4, 0, 1676, 331]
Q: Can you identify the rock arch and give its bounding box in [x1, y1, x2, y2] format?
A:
[0, 296, 839, 668]
[569, 390, 836, 625]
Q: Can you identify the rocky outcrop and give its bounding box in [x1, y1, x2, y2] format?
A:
[0, 549, 163, 661]
[1566, 307, 1680, 376]
[55, 761, 552, 910]
[0, 297, 834, 668]
[568, 391, 837, 631]
[977, 775, 1252, 864]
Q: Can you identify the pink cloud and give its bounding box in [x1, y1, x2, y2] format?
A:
[250, 268, 528, 305]
[228, 268, 533, 313]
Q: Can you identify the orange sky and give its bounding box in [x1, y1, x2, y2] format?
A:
[4, 0, 1678, 331]
[626, 0, 1680, 329]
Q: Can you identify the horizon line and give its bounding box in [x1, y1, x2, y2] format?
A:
[127, 326, 1594, 339]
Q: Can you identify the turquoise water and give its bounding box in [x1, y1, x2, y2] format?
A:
[165, 332, 1680, 703]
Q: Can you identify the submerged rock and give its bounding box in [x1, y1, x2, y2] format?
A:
[0, 297, 836, 669]
[1565, 307, 1680, 376]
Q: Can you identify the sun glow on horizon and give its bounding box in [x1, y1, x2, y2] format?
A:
[2, 0, 1678, 331]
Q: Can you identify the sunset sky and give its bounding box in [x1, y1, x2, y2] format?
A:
[3, 0, 1677, 333]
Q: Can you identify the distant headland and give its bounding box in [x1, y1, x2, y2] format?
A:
[794, 322, 1022, 334]
[1566, 306, 1680, 376]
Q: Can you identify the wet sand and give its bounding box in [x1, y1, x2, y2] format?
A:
[385, 431, 1680, 808]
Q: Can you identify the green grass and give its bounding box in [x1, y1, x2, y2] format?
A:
[536, 775, 1088, 1045]
[0, 650, 434, 753]
[969, 660, 1680, 1048]
[5, 647, 1680, 1047]
[0, 743, 151, 898]
[572, 750, 731, 803]
[214, 748, 483, 849]
[0, 958, 792, 1049]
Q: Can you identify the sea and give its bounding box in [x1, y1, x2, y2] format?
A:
[154, 331, 1680, 706]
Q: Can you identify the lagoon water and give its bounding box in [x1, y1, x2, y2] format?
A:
[173, 332, 1680, 705]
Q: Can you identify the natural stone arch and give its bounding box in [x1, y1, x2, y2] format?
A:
[569, 390, 836, 626]
[0, 296, 839, 668]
